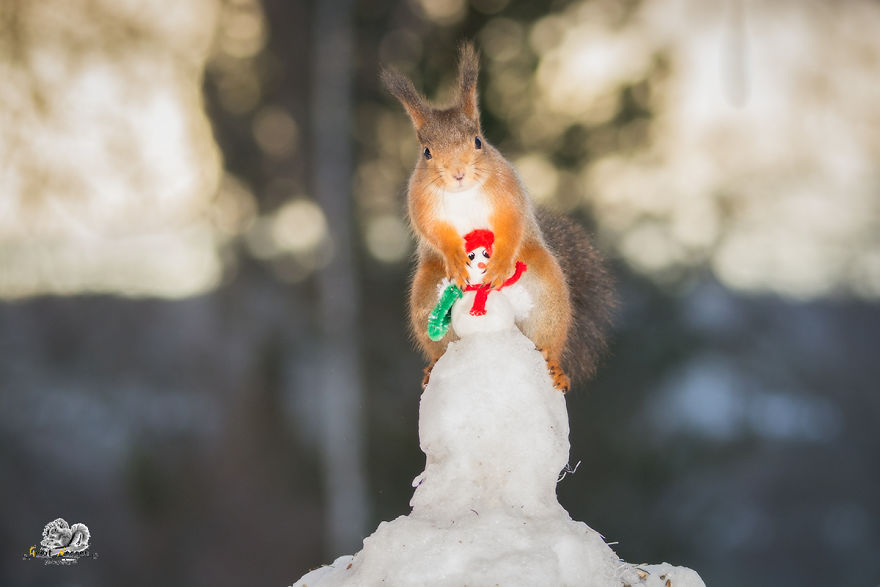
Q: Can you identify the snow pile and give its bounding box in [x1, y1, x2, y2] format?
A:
[295, 288, 704, 586]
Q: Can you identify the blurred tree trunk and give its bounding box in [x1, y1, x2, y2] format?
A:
[311, 0, 368, 554]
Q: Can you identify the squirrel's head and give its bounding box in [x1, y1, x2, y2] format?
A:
[382, 42, 487, 192]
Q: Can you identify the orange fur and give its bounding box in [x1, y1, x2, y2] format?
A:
[483, 169, 526, 287]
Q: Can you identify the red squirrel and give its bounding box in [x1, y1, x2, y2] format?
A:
[382, 43, 614, 392]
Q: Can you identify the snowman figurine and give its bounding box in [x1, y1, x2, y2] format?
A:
[427, 229, 532, 340]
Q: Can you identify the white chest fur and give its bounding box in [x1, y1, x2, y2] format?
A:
[436, 184, 492, 236]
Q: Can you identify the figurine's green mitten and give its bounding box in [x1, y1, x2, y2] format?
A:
[427, 283, 463, 341]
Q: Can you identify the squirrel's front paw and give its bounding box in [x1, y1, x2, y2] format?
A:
[482, 259, 516, 289]
[445, 254, 470, 287]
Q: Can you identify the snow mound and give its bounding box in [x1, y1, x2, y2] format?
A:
[294, 303, 704, 586]
[411, 329, 569, 523]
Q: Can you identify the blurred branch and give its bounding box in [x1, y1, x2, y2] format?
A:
[311, 0, 369, 554]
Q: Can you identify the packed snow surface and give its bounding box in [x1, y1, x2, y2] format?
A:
[295, 288, 704, 586]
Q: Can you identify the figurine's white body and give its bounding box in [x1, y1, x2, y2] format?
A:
[449, 245, 533, 338]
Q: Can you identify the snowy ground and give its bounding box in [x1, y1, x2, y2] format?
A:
[294, 287, 705, 586]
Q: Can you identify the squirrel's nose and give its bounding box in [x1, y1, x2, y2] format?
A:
[452, 169, 465, 181]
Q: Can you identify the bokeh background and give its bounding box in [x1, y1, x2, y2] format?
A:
[2, 0, 879, 585]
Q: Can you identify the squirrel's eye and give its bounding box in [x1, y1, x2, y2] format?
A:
[474, 136, 482, 150]
[423, 147, 432, 160]
[482, 250, 490, 259]
[467, 252, 475, 261]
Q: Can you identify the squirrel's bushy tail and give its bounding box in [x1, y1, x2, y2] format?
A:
[537, 209, 616, 384]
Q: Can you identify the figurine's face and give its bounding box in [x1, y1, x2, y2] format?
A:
[465, 246, 490, 284]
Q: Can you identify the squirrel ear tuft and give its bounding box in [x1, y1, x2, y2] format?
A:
[381, 67, 429, 129]
[457, 41, 480, 122]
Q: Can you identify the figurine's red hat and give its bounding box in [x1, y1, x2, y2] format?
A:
[463, 229, 494, 255]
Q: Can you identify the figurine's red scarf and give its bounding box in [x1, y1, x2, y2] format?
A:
[464, 261, 527, 316]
